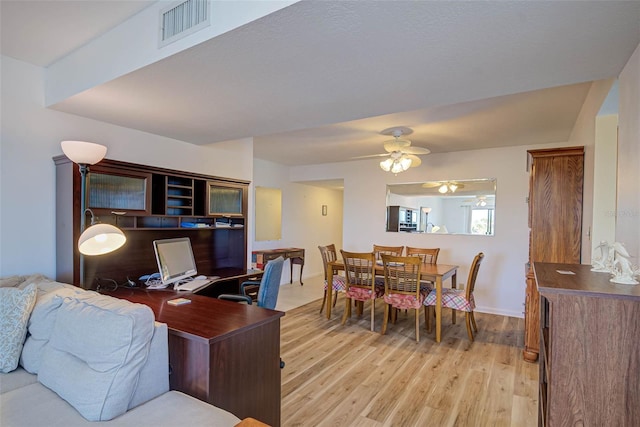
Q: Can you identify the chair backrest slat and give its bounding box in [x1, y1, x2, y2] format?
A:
[381, 254, 422, 296]
[318, 244, 338, 281]
[405, 247, 440, 265]
[340, 250, 376, 290]
[373, 245, 404, 261]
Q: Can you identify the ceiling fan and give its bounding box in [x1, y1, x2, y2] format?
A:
[422, 181, 466, 193]
[361, 127, 430, 174]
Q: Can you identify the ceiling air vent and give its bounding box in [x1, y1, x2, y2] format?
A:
[159, 0, 210, 47]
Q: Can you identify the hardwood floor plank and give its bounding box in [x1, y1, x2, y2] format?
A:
[281, 300, 538, 426]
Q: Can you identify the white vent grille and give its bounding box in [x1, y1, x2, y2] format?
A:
[160, 0, 210, 47]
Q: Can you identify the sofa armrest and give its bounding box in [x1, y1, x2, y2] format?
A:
[129, 322, 170, 409]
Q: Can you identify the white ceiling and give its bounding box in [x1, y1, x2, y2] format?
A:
[2, 1, 639, 167]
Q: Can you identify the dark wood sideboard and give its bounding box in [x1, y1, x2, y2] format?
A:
[534, 262, 640, 427]
[252, 248, 305, 285]
[110, 288, 284, 426]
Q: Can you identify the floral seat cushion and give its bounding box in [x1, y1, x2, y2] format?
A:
[324, 275, 346, 292]
[383, 290, 428, 310]
[347, 284, 384, 301]
[424, 288, 475, 312]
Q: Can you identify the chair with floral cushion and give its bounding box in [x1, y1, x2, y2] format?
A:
[373, 245, 404, 262]
[424, 252, 484, 341]
[318, 244, 347, 315]
[406, 246, 440, 291]
[380, 254, 427, 342]
[340, 250, 384, 331]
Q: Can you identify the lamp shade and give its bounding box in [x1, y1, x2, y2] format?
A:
[380, 158, 394, 172]
[78, 223, 126, 256]
[61, 140, 107, 165]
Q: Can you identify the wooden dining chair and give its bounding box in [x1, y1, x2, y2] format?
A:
[424, 252, 484, 341]
[340, 250, 384, 331]
[372, 245, 404, 262]
[406, 246, 440, 291]
[405, 247, 440, 265]
[380, 254, 427, 342]
[318, 244, 346, 314]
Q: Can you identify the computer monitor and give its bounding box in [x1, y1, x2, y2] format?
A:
[153, 237, 198, 287]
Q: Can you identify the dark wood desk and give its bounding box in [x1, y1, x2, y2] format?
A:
[193, 268, 264, 298]
[252, 248, 305, 285]
[110, 288, 284, 426]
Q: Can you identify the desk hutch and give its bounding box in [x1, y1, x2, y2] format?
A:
[54, 156, 249, 289]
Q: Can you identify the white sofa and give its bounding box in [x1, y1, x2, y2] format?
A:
[0, 275, 242, 426]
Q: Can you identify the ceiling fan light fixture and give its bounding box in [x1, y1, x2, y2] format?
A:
[390, 160, 404, 174]
[380, 158, 394, 172]
[449, 184, 458, 193]
[399, 156, 412, 170]
[438, 184, 448, 194]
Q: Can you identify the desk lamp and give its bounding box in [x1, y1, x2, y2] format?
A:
[61, 141, 126, 287]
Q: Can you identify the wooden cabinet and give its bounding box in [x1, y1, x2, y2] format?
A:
[534, 262, 640, 426]
[386, 205, 418, 232]
[54, 157, 249, 287]
[524, 147, 584, 362]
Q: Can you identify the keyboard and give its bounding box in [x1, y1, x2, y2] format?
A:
[174, 278, 212, 292]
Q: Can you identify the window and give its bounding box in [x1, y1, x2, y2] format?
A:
[470, 208, 494, 235]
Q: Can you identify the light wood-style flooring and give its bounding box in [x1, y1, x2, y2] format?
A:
[280, 298, 538, 426]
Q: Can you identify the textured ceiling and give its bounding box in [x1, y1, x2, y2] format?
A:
[2, 1, 639, 166]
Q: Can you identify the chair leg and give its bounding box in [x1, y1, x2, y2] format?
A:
[465, 312, 474, 341]
[370, 300, 375, 331]
[382, 303, 390, 335]
[415, 308, 420, 342]
[332, 291, 338, 307]
[470, 311, 478, 332]
[319, 290, 327, 314]
[341, 297, 351, 325]
[357, 301, 364, 317]
[425, 306, 432, 333]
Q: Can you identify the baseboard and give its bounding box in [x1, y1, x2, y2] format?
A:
[474, 305, 524, 319]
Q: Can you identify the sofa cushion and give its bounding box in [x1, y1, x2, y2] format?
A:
[1, 383, 240, 427]
[0, 284, 37, 373]
[38, 294, 155, 421]
[20, 287, 84, 373]
[0, 367, 38, 394]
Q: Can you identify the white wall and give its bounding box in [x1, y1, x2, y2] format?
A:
[252, 159, 343, 283]
[0, 56, 252, 277]
[566, 78, 615, 263]
[616, 42, 640, 259]
[289, 143, 574, 318]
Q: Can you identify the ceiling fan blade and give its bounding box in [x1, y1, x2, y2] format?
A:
[384, 139, 411, 153]
[421, 182, 443, 188]
[406, 154, 422, 167]
[352, 153, 390, 159]
[402, 146, 431, 155]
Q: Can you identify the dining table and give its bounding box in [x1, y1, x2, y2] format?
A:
[326, 261, 459, 343]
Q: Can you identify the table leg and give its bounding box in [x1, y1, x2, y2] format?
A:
[289, 258, 304, 286]
[326, 269, 333, 320]
[298, 259, 304, 286]
[436, 277, 442, 343]
[451, 272, 457, 325]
